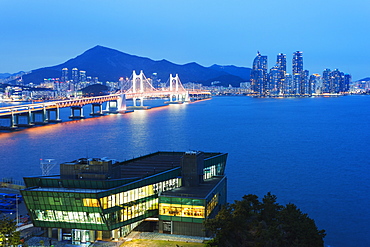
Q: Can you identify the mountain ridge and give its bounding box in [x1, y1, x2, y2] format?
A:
[10, 45, 251, 87]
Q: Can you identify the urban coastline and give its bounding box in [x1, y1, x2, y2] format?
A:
[0, 47, 368, 247]
[1, 49, 370, 104]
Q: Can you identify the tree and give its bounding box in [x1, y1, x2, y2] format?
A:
[204, 193, 325, 247]
[0, 215, 21, 247]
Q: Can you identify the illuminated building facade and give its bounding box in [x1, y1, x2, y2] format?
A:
[301, 69, 310, 96]
[269, 53, 287, 96]
[309, 74, 321, 94]
[250, 51, 268, 96]
[71, 68, 79, 84]
[250, 51, 350, 97]
[21, 151, 227, 244]
[292, 51, 303, 95]
[321, 68, 351, 94]
[79, 71, 87, 83]
[61, 68, 68, 83]
[158, 151, 227, 236]
[322, 69, 331, 93]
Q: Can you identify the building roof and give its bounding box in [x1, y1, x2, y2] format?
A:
[119, 152, 183, 179]
[119, 151, 222, 179]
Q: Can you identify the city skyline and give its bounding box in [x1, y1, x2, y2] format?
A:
[1, 0, 369, 80]
[250, 51, 351, 96]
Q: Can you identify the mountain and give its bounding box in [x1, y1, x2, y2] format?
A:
[208, 64, 251, 81]
[0, 73, 12, 79]
[356, 77, 370, 81]
[0, 71, 26, 80]
[12, 45, 250, 87]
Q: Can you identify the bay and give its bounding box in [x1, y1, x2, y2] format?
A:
[0, 96, 369, 247]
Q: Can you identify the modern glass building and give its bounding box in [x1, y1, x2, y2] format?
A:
[250, 51, 268, 96]
[21, 151, 227, 244]
[292, 51, 304, 95]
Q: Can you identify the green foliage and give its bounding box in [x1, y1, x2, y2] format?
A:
[204, 193, 326, 247]
[0, 215, 21, 247]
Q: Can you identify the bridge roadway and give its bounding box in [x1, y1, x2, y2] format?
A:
[0, 90, 211, 130]
[0, 94, 122, 117]
[0, 90, 210, 116]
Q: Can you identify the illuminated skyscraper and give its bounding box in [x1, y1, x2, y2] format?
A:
[250, 52, 268, 96]
[343, 74, 351, 93]
[283, 73, 293, 95]
[309, 74, 321, 95]
[61, 68, 68, 83]
[292, 51, 303, 74]
[277, 53, 287, 73]
[79, 70, 86, 83]
[269, 66, 280, 95]
[292, 51, 303, 95]
[301, 70, 310, 95]
[329, 69, 345, 94]
[71, 68, 79, 83]
[322, 69, 331, 93]
[276, 53, 286, 95]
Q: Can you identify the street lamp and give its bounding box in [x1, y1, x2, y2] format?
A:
[16, 194, 19, 226]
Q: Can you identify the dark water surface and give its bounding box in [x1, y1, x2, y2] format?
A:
[0, 96, 369, 247]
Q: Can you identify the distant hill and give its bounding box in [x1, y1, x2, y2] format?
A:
[0, 71, 26, 80]
[81, 84, 109, 96]
[10, 46, 250, 87]
[357, 77, 370, 81]
[0, 73, 12, 79]
[208, 64, 251, 81]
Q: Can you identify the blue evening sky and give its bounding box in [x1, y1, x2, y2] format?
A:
[0, 0, 369, 80]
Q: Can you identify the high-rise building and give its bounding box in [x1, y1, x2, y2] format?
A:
[283, 73, 293, 95]
[93, 77, 99, 84]
[250, 52, 268, 96]
[71, 68, 79, 84]
[79, 70, 87, 83]
[269, 66, 280, 95]
[151, 73, 160, 88]
[61, 68, 68, 83]
[276, 53, 287, 73]
[292, 51, 303, 95]
[343, 74, 351, 93]
[309, 74, 321, 95]
[292, 51, 303, 74]
[322, 69, 331, 93]
[275, 53, 286, 95]
[301, 70, 310, 95]
[329, 69, 344, 94]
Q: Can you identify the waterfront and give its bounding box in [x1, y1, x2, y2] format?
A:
[0, 96, 369, 247]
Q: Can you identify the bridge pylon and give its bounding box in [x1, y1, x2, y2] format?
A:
[169, 74, 189, 103]
[130, 70, 150, 108]
[132, 70, 145, 93]
[105, 94, 127, 113]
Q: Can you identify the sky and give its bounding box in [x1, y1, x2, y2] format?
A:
[0, 0, 369, 80]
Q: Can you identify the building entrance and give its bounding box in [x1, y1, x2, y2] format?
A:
[72, 229, 90, 245]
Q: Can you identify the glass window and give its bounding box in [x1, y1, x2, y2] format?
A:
[83, 198, 99, 207]
[159, 203, 205, 218]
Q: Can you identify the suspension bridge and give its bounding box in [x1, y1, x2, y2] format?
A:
[123, 70, 190, 108]
[0, 71, 210, 130]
